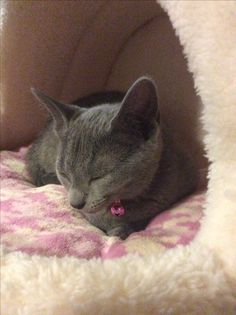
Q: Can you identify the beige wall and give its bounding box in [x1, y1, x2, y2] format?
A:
[1, 0, 206, 167]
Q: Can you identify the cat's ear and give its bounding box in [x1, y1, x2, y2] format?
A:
[111, 77, 160, 139]
[31, 88, 78, 136]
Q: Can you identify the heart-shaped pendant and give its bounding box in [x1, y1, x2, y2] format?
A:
[110, 200, 125, 216]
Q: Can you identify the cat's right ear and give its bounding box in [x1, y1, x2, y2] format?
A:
[31, 88, 78, 136]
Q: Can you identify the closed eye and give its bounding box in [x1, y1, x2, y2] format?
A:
[89, 176, 103, 184]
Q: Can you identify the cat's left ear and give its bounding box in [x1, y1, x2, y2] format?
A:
[112, 77, 160, 139]
[31, 88, 78, 136]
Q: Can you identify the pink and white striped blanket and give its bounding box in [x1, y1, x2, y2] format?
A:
[0, 148, 204, 259]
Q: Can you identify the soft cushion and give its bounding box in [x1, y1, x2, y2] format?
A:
[1, 148, 204, 259]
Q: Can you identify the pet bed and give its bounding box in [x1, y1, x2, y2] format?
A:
[1, 1, 236, 314]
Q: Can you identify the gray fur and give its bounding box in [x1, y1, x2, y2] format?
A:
[27, 77, 197, 239]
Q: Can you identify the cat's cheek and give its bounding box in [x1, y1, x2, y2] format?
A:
[87, 186, 106, 205]
[57, 175, 70, 190]
[63, 182, 70, 191]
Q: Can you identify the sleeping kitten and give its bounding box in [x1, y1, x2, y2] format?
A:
[27, 77, 197, 239]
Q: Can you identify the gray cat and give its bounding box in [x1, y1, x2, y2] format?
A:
[27, 77, 197, 239]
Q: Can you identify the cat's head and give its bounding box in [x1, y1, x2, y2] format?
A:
[32, 77, 162, 214]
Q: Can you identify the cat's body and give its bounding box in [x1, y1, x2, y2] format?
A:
[27, 77, 197, 239]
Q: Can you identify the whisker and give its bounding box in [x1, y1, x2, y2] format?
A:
[90, 197, 106, 209]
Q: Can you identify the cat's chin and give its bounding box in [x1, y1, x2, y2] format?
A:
[107, 226, 134, 240]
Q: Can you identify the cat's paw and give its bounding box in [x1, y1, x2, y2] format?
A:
[107, 226, 134, 240]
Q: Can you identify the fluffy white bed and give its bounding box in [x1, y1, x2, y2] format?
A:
[1, 1, 236, 314]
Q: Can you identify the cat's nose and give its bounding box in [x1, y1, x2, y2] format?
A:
[71, 200, 86, 209]
[69, 188, 86, 209]
[75, 201, 85, 209]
